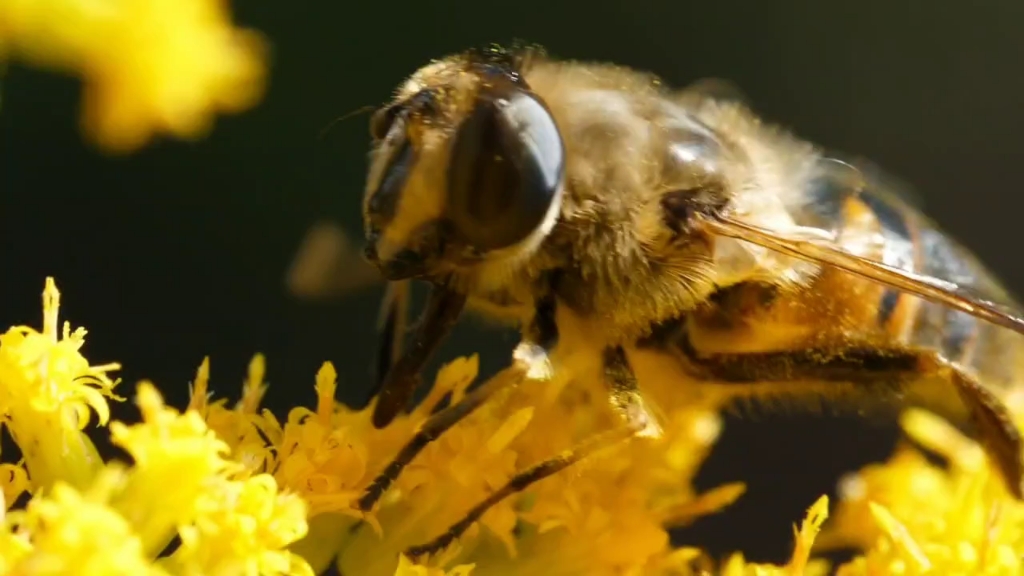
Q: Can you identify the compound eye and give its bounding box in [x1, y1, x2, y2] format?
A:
[446, 90, 564, 252]
[364, 112, 415, 234]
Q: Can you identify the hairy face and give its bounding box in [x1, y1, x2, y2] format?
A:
[362, 49, 565, 283]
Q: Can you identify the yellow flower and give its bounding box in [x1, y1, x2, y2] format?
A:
[189, 355, 277, 476]
[0, 278, 120, 493]
[708, 496, 832, 576]
[393, 555, 474, 576]
[0, 467, 168, 576]
[106, 380, 313, 575]
[823, 408, 1024, 576]
[108, 381, 239, 556]
[196, 349, 746, 576]
[168, 474, 313, 576]
[0, 0, 267, 152]
[0, 379, 314, 576]
[0, 279, 313, 575]
[0, 464, 29, 512]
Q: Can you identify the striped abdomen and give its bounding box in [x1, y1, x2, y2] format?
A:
[800, 158, 1024, 389]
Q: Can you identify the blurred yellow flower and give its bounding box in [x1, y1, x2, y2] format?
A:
[717, 496, 832, 576]
[168, 474, 313, 576]
[1, 467, 168, 576]
[0, 0, 267, 152]
[393, 555, 474, 576]
[821, 408, 1024, 576]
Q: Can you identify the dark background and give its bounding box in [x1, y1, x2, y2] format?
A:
[2, 1, 1023, 565]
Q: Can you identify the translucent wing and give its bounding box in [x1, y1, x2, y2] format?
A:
[700, 185, 1024, 337]
[285, 221, 383, 300]
[676, 76, 751, 108]
[824, 152, 927, 212]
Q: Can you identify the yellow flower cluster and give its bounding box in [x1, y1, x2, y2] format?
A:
[818, 407, 1024, 576]
[192, 346, 743, 576]
[1, 278, 1021, 576]
[0, 0, 267, 152]
[0, 279, 313, 576]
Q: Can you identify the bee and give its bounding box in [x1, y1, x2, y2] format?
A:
[297, 44, 1024, 559]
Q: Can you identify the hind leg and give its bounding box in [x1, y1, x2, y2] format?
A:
[663, 326, 1024, 499]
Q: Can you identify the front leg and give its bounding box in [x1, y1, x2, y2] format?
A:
[371, 283, 467, 428]
[357, 289, 559, 513]
[368, 280, 410, 406]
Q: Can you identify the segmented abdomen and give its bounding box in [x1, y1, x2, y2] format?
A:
[800, 158, 1024, 388]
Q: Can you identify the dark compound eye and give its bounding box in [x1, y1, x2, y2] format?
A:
[446, 90, 564, 252]
[365, 115, 415, 232]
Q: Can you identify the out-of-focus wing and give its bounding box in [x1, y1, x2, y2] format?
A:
[285, 221, 382, 300]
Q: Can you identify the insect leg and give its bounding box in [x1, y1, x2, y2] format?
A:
[933, 355, 1024, 499]
[371, 284, 468, 428]
[668, 329, 1024, 499]
[367, 280, 410, 405]
[603, 346, 663, 438]
[356, 293, 559, 513]
[357, 365, 525, 512]
[403, 344, 652, 560]
[404, 426, 635, 561]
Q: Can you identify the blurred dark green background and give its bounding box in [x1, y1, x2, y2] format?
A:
[3, 0, 1024, 565]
